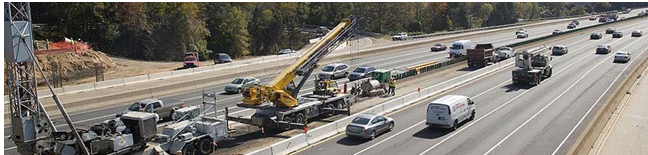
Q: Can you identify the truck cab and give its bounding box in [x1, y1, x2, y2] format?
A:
[183, 52, 199, 68]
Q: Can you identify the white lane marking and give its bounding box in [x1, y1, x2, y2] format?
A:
[5, 146, 16, 151]
[354, 121, 426, 155]
[353, 79, 510, 155]
[551, 43, 648, 155]
[483, 32, 646, 155]
[417, 24, 627, 155]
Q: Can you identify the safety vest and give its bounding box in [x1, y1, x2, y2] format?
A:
[389, 80, 396, 87]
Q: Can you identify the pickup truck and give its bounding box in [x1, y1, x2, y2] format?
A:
[183, 52, 199, 68]
[127, 99, 182, 121]
[392, 32, 408, 41]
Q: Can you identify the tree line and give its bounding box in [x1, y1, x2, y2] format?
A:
[31, 2, 646, 61]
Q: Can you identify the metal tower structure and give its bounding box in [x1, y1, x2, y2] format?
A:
[5, 2, 89, 154]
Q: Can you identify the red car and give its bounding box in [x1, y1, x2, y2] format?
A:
[430, 43, 447, 51]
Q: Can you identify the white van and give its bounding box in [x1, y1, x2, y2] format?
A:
[426, 95, 475, 130]
[449, 40, 475, 58]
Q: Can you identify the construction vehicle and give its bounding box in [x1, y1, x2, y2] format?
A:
[227, 16, 361, 130]
[512, 47, 553, 85]
[7, 3, 228, 155]
[467, 43, 496, 68]
[352, 69, 392, 97]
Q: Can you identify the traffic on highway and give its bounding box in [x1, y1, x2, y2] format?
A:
[4, 2, 648, 155]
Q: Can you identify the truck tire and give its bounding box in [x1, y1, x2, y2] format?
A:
[326, 104, 335, 116]
[452, 120, 459, 131]
[197, 138, 214, 155]
[295, 113, 306, 124]
[182, 143, 196, 155]
[283, 116, 293, 123]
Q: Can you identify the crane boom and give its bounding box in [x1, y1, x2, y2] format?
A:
[242, 16, 359, 108]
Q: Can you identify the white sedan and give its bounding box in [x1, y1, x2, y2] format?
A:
[614, 51, 631, 63]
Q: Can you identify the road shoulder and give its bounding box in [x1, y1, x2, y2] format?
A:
[593, 64, 648, 155]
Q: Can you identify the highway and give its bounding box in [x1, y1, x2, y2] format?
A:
[4, 11, 644, 154]
[294, 18, 648, 155]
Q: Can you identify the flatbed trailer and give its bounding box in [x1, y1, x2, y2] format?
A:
[227, 93, 353, 130]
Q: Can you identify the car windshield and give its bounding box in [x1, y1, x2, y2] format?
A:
[219, 54, 230, 59]
[231, 78, 244, 84]
[184, 57, 196, 61]
[128, 103, 142, 111]
[616, 53, 627, 56]
[451, 44, 463, 50]
[598, 45, 607, 48]
[434, 43, 442, 46]
[323, 66, 335, 72]
[352, 117, 371, 125]
[280, 49, 291, 53]
[353, 68, 366, 73]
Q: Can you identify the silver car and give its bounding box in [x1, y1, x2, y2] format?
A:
[224, 77, 259, 94]
[346, 113, 394, 140]
[318, 63, 349, 80]
[494, 47, 515, 60]
[614, 51, 631, 63]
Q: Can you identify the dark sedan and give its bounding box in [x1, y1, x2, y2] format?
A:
[430, 43, 447, 51]
[613, 31, 624, 38]
[590, 32, 602, 39]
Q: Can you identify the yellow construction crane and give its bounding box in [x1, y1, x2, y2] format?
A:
[242, 16, 359, 108]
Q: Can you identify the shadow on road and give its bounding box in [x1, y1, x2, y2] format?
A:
[501, 83, 533, 92]
[336, 136, 368, 146]
[413, 126, 452, 139]
[456, 66, 478, 72]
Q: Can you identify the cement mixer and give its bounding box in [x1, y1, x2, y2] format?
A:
[360, 79, 386, 96]
[350, 69, 392, 97]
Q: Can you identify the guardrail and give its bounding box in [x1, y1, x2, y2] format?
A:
[396, 10, 618, 41]
[246, 45, 547, 155]
[568, 16, 648, 155]
[246, 13, 644, 155]
[8, 9, 626, 106]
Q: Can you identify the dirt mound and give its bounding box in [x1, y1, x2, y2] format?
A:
[35, 50, 116, 84]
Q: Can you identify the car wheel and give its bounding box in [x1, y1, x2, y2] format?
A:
[344, 72, 349, 77]
[237, 88, 242, 94]
[470, 111, 475, 121]
[388, 122, 394, 131]
[452, 120, 459, 131]
[370, 131, 376, 140]
[330, 75, 335, 80]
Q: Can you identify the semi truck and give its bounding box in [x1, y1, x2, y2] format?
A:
[227, 16, 361, 130]
[512, 47, 553, 86]
[467, 43, 496, 68]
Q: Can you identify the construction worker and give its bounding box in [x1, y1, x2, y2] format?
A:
[388, 78, 396, 96]
[45, 39, 50, 50]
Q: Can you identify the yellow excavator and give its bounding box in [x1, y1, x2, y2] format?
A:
[241, 16, 358, 108]
[230, 16, 360, 130]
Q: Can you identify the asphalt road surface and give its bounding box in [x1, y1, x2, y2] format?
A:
[295, 17, 648, 155]
[4, 10, 644, 154]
